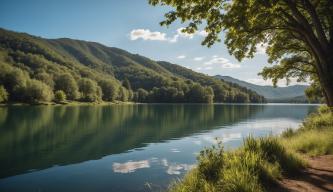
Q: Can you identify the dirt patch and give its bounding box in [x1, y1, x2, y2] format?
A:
[273, 155, 333, 192]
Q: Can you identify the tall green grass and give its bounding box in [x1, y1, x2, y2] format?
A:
[281, 106, 333, 156]
[170, 137, 303, 192]
[169, 106, 332, 192]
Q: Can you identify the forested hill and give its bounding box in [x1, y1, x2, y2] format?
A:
[215, 75, 308, 102]
[0, 28, 265, 104]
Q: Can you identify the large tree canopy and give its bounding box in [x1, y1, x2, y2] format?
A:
[149, 0, 333, 106]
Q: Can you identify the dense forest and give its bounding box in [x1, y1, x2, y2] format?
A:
[0, 28, 265, 104]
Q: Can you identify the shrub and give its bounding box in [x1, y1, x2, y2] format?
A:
[281, 128, 294, 138]
[23, 79, 54, 103]
[197, 140, 224, 182]
[0, 85, 8, 103]
[54, 90, 66, 103]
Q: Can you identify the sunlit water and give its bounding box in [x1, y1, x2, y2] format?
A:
[0, 104, 318, 191]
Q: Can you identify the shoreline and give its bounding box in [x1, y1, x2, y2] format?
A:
[0, 102, 321, 107]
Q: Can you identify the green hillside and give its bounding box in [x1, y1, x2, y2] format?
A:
[0, 28, 265, 104]
[215, 75, 309, 102]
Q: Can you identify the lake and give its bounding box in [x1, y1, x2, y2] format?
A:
[0, 104, 318, 192]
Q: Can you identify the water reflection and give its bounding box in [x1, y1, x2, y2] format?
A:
[113, 160, 150, 174]
[0, 104, 268, 178]
[0, 104, 318, 191]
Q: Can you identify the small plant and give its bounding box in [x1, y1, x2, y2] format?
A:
[197, 139, 224, 182]
[281, 128, 294, 138]
[54, 90, 67, 103]
[0, 85, 8, 103]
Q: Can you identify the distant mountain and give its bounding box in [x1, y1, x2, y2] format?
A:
[0, 28, 265, 103]
[215, 75, 309, 102]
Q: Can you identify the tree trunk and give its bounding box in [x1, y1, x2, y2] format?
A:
[322, 80, 333, 107]
[318, 58, 333, 107]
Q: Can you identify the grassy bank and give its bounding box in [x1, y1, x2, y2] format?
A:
[170, 106, 333, 192]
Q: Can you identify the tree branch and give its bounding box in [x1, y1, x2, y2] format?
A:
[302, 0, 329, 50]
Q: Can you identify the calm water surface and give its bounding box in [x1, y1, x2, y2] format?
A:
[0, 104, 318, 192]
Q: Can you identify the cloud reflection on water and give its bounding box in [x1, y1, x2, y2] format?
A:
[113, 160, 150, 173]
[112, 157, 195, 175]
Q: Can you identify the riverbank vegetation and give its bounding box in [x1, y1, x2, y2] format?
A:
[169, 106, 333, 192]
[0, 28, 265, 105]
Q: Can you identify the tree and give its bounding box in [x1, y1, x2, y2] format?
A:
[187, 84, 214, 103]
[122, 78, 132, 90]
[98, 79, 119, 101]
[117, 86, 129, 102]
[305, 80, 324, 103]
[54, 90, 66, 103]
[150, 0, 333, 106]
[35, 72, 54, 88]
[78, 78, 102, 102]
[212, 84, 227, 102]
[55, 73, 79, 100]
[136, 88, 149, 102]
[2, 68, 28, 94]
[0, 85, 8, 103]
[23, 79, 53, 103]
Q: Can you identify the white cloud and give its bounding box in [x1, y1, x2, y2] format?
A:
[246, 77, 309, 87]
[130, 29, 167, 41]
[130, 28, 208, 43]
[203, 66, 213, 70]
[113, 160, 150, 173]
[197, 30, 208, 37]
[177, 55, 186, 59]
[222, 63, 241, 69]
[194, 57, 204, 61]
[204, 57, 229, 65]
[204, 57, 241, 69]
[171, 28, 208, 42]
[176, 28, 195, 39]
[256, 43, 268, 55]
[246, 78, 272, 86]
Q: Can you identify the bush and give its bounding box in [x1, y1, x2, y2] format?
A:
[0, 85, 8, 103]
[197, 140, 224, 182]
[22, 79, 54, 103]
[54, 90, 66, 103]
[281, 128, 294, 138]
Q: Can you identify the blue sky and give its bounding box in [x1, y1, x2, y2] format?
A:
[0, 0, 296, 86]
